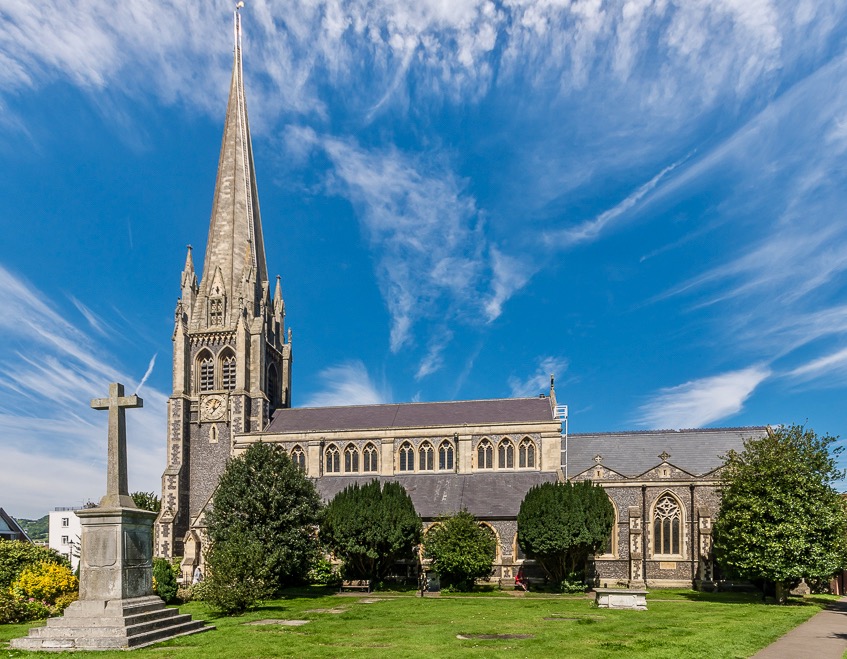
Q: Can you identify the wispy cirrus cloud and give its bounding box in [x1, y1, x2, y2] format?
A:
[645, 53, 847, 387]
[302, 360, 389, 407]
[0, 265, 166, 519]
[636, 365, 772, 429]
[509, 356, 568, 399]
[286, 126, 531, 356]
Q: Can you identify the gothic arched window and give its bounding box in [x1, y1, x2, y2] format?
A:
[363, 443, 379, 473]
[519, 438, 535, 468]
[344, 444, 359, 473]
[653, 494, 682, 556]
[477, 439, 493, 469]
[197, 351, 214, 392]
[438, 441, 454, 470]
[419, 442, 434, 471]
[220, 351, 236, 390]
[399, 442, 415, 472]
[325, 444, 340, 474]
[267, 363, 279, 406]
[291, 445, 306, 471]
[498, 439, 514, 469]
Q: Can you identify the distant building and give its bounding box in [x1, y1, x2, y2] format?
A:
[0, 508, 30, 542]
[48, 508, 81, 571]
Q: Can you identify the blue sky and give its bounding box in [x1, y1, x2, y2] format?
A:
[2, 1, 847, 518]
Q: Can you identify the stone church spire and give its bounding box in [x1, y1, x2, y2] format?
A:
[196, 7, 268, 327]
[156, 8, 292, 563]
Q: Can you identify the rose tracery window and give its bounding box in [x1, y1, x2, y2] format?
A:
[653, 494, 681, 556]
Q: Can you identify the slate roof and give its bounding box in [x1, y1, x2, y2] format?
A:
[267, 397, 555, 434]
[314, 472, 558, 519]
[567, 427, 769, 478]
[0, 508, 30, 542]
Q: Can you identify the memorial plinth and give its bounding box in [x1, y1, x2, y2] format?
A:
[594, 588, 649, 610]
[11, 383, 213, 651]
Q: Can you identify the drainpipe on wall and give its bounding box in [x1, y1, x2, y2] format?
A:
[690, 484, 696, 587]
[641, 484, 647, 586]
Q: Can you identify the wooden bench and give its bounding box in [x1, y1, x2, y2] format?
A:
[339, 579, 371, 593]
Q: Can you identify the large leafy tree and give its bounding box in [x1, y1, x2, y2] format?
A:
[517, 481, 614, 586]
[713, 424, 847, 603]
[320, 480, 421, 580]
[204, 442, 322, 611]
[131, 491, 161, 513]
[423, 510, 496, 591]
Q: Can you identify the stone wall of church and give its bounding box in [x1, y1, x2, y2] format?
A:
[594, 481, 723, 588]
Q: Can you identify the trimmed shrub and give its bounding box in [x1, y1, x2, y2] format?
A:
[321, 480, 422, 581]
[307, 558, 342, 587]
[423, 511, 496, 591]
[153, 557, 178, 604]
[204, 531, 269, 614]
[11, 562, 78, 605]
[0, 591, 51, 624]
[0, 539, 69, 590]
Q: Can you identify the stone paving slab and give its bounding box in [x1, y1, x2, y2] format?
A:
[244, 619, 310, 627]
[752, 597, 847, 659]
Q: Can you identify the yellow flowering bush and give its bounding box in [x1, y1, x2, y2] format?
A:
[12, 561, 78, 605]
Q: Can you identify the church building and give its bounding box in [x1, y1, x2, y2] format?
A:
[154, 11, 768, 590]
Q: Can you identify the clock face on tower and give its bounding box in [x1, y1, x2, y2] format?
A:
[201, 394, 227, 421]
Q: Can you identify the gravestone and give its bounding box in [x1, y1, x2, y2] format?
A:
[11, 383, 213, 651]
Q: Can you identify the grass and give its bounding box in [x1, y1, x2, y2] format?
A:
[0, 588, 835, 658]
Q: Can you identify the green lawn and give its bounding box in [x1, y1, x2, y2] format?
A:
[0, 588, 835, 658]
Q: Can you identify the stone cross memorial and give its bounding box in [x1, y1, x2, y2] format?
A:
[11, 383, 212, 651]
[90, 382, 142, 509]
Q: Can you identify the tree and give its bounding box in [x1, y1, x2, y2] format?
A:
[517, 481, 614, 587]
[131, 491, 161, 513]
[713, 424, 847, 603]
[204, 442, 321, 612]
[423, 510, 496, 591]
[320, 480, 421, 581]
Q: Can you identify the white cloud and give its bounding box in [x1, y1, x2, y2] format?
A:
[509, 356, 568, 398]
[636, 365, 771, 429]
[788, 347, 847, 381]
[316, 136, 487, 351]
[302, 360, 389, 407]
[544, 156, 688, 249]
[485, 247, 535, 321]
[1, 1, 835, 131]
[415, 330, 453, 380]
[0, 265, 166, 519]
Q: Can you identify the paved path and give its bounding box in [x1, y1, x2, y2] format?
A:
[753, 597, 847, 658]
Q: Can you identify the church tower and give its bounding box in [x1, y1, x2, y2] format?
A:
[156, 9, 292, 559]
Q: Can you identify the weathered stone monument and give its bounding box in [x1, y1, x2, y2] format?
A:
[12, 383, 212, 651]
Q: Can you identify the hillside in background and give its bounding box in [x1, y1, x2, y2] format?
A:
[17, 515, 48, 543]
